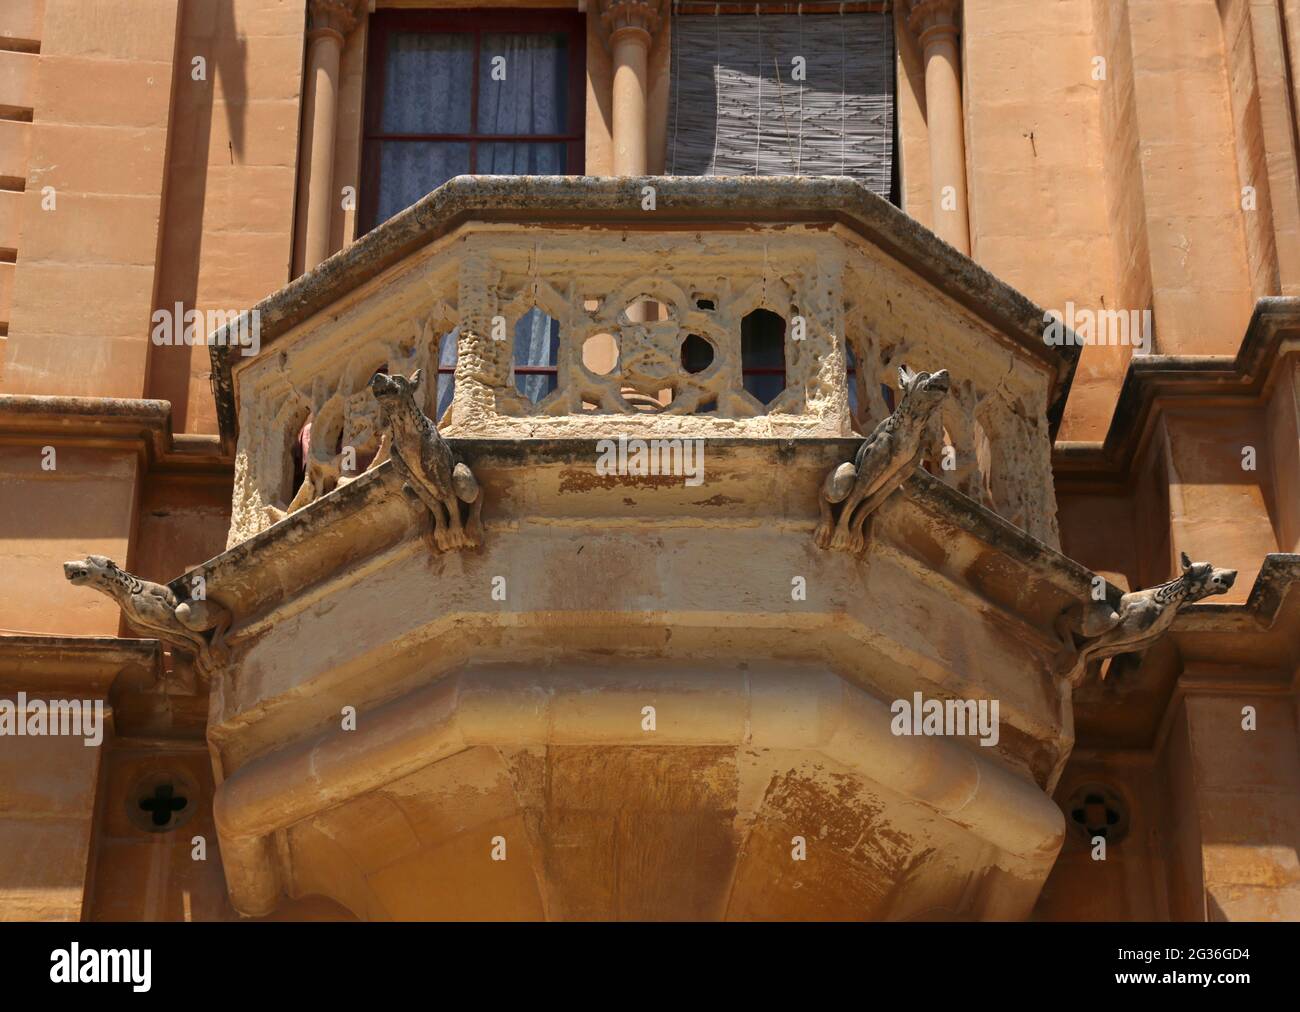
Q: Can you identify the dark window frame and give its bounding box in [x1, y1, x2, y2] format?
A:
[361, 8, 587, 232]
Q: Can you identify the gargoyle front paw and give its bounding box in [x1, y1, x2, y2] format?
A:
[829, 526, 853, 552]
[462, 521, 482, 548]
[813, 521, 834, 550]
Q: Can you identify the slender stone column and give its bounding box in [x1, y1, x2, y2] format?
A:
[600, 0, 663, 176]
[299, 0, 364, 273]
[907, 0, 970, 255]
[592, 1, 666, 383]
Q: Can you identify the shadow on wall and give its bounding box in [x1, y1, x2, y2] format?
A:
[147, 0, 250, 430]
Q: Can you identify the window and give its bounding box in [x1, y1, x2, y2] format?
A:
[668, 8, 895, 197]
[361, 10, 586, 231]
[433, 309, 561, 418]
[513, 308, 561, 404]
[740, 308, 787, 405]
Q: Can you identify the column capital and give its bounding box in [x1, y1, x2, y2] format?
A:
[307, 0, 365, 45]
[906, 0, 961, 46]
[599, 0, 665, 49]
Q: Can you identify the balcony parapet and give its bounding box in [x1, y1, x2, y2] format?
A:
[210, 176, 1077, 549]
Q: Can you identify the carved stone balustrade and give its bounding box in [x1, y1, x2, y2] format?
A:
[211, 177, 1076, 550]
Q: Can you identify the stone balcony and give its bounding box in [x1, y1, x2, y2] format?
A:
[213, 177, 1074, 550]
[195, 177, 1085, 920]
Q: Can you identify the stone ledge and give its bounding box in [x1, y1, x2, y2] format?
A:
[0, 394, 230, 474]
[1054, 296, 1300, 487]
[0, 633, 159, 696]
[185, 437, 1101, 627]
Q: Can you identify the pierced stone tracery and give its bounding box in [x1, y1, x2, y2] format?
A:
[227, 223, 1061, 549]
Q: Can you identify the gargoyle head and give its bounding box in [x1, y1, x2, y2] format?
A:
[369, 369, 422, 424]
[1178, 551, 1237, 602]
[895, 365, 950, 420]
[63, 555, 129, 594]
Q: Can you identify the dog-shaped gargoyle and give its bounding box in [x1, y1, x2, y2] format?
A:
[63, 556, 231, 676]
[370, 369, 483, 551]
[814, 365, 950, 554]
[1055, 552, 1237, 687]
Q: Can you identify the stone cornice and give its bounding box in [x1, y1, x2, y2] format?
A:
[0, 633, 211, 739]
[0, 634, 160, 696]
[0, 395, 232, 475]
[1053, 297, 1300, 488]
[307, 0, 364, 44]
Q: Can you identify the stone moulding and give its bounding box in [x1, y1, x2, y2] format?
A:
[1054, 296, 1300, 485]
[212, 667, 1066, 919]
[197, 438, 1094, 657]
[0, 395, 229, 474]
[0, 635, 161, 696]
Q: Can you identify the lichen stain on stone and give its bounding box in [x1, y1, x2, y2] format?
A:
[965, 548, 1026, 604]
[692, 494, 743, 507]
[761, 768, 917, 879]
[557, 468, 690, 494]
[903, 515, 950, 572]
[498, 745, 742, 919]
